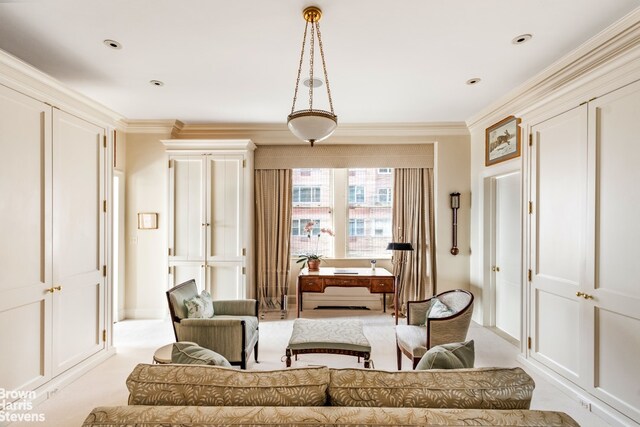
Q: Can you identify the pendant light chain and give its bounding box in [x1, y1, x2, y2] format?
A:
[315, 20, 334, 115]
[308, 16, 315, 110]
[291, 20, 309, 114]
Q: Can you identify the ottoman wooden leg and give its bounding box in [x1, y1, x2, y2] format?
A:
[285, 349, 292, 367]
[364, 353, 371, 369]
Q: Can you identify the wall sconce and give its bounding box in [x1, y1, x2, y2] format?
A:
[450, 193, 460, 255]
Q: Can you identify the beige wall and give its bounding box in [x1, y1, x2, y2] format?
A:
[123, 130, 471, 318]
[124, 131, 171, 318]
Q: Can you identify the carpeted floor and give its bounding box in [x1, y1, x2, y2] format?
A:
[9, 308, 609, 426]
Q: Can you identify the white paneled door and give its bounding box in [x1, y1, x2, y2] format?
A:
[494, 172, 521, 341]
[529, 104, 588, 385]
[0, 85, 52, 392]
[51, 109, 105, 376]
[585, 81, 640, 422]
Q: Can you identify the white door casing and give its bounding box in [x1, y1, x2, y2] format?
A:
[51, 109, 105, 376]
[494, 172, 521, 341]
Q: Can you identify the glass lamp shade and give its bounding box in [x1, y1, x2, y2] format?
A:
[287, 110, 337, 144]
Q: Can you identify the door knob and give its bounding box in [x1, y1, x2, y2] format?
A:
[53, 285, 62, 291]
[583, 293, 594, 300]
[46, 287, 55, 293]
[576, 291, 585, 298]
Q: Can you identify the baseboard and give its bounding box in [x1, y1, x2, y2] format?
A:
[517, 354, 639, 427]
[0, 347, 116, 427]
[124, 308, 166, 319]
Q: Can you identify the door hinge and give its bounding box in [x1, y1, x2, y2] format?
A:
[528, 133, 533, 146]
[103, 265, 107, 277]
[242, 159, 246, 168]
[242, 248, 246, 256]
[527, 269, 532, 281]
[528, 201, 533, 214]
[103, 200, 107, 212]
[168, 159, 173, 168]
[168, 248, 172, 256]
[168, 266, 172, 274]
[103, 329, 107, 342]
[242, 267, 246, 275]
[103, 134, 107, 148]
[527, 337, 532, 349]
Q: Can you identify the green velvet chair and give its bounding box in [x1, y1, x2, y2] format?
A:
[396, 289, 474, 369]
[166, 279, 259, 369]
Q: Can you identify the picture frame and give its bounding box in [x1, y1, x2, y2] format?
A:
[485, 115, 521, 166]
[137, 213, 158, 230]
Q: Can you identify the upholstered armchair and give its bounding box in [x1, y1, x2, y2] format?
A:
[396, 289, 474, 369]
[166, 279, 259, 369]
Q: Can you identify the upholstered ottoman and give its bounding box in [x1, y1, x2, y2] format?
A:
[285, 318, 372, 368]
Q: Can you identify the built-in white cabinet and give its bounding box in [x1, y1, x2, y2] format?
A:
[528, 80, 640, 425]
[164, 140, 255, 300]
[0, 84, 108, 395]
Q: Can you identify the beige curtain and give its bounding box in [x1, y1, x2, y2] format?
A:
[392, 168, 436, 313]
[255, 170, 293, 311]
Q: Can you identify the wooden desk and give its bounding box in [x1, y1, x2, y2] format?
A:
[297, 267, 396, 318]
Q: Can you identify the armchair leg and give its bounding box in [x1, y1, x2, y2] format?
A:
[254, 341, 259, 363]
[396, 345, 402, 370]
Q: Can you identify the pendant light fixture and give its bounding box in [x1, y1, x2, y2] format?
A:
[288, 6, 337, 147]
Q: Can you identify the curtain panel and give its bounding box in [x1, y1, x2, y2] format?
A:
[255, 169, 293, 311]
[392, 168, 436, 313]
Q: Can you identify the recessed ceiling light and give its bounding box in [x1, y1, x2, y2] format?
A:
[103, 39, 122, 49]
[149, 80, 164, 87]
[303, 78, 324, 88]
[466, 78, 482, 85]
[512, 34, 532, 45]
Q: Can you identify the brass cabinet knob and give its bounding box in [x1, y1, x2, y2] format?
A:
[576, 291, 594, 300]
[576, 291, 585, 297]
[496, 267, 500, 272]
[46, 287, 55, 293]
[53, 285, 62, 291]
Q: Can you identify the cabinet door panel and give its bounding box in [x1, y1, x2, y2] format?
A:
[169, 262, 205, 292]
[51, 110, 105, 376]
[530, 105, 587, 384]
[0, 85, 52, 390]
[586, 80, 640, 422]
[207, 262, 243, 300]
[169, 157, 205, 261]
[206, 156, 243, 261]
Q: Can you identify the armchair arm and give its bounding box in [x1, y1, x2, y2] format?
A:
[212, 299, 258, 317]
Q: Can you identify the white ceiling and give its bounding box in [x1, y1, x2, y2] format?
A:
[0, 1, 638, 124]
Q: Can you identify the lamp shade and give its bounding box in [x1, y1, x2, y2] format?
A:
[287, 110, 337, 144]
[386, 242, 414, 251]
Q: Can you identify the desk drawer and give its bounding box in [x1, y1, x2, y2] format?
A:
[324, 278, 370, 287]
[370, 278, 394, 293]
[299, 278, 324, 292]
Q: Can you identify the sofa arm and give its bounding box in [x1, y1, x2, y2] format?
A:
[212, 299, 257, 316]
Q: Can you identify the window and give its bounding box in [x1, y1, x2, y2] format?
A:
[349, 218, 365, 236]
[291, 169, 333, 256]
[293, 186, 321, 203]
[348, 185, 365, 203]
[373, 219, 391, 237]
[377, 188, 391, 204]
[291, 168, 393, 258]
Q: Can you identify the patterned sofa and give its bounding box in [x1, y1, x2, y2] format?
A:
[83, 364, 579, 426]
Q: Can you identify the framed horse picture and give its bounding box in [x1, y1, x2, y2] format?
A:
[485, 115, 521, 166]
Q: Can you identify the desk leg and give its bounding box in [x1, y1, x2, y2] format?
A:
[383, 293, 386, 313]
[394, 277, 399, 325]
[297, 277, 302, 318]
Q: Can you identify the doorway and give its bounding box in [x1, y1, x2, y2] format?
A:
[113, 171, 125, 322]
[490, 171, 521, 342]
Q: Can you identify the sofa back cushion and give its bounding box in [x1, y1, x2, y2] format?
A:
[127, 364, 329, 406]
[328, 367, 534, 409]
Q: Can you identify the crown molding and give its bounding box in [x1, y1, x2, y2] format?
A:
[0, 48, 125, 128]
[161, 138, 256, 151]
[124, 119, 185, 135]
[466, 7, 640, 130]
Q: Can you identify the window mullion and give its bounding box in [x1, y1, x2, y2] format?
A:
[333, 169, 347, 258]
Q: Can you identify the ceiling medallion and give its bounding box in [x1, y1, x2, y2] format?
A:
[287, 6, 337, 147]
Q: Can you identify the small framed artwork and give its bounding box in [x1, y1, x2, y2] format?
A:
[485, 115, 521, 166]
[137, 213, 158, 230]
